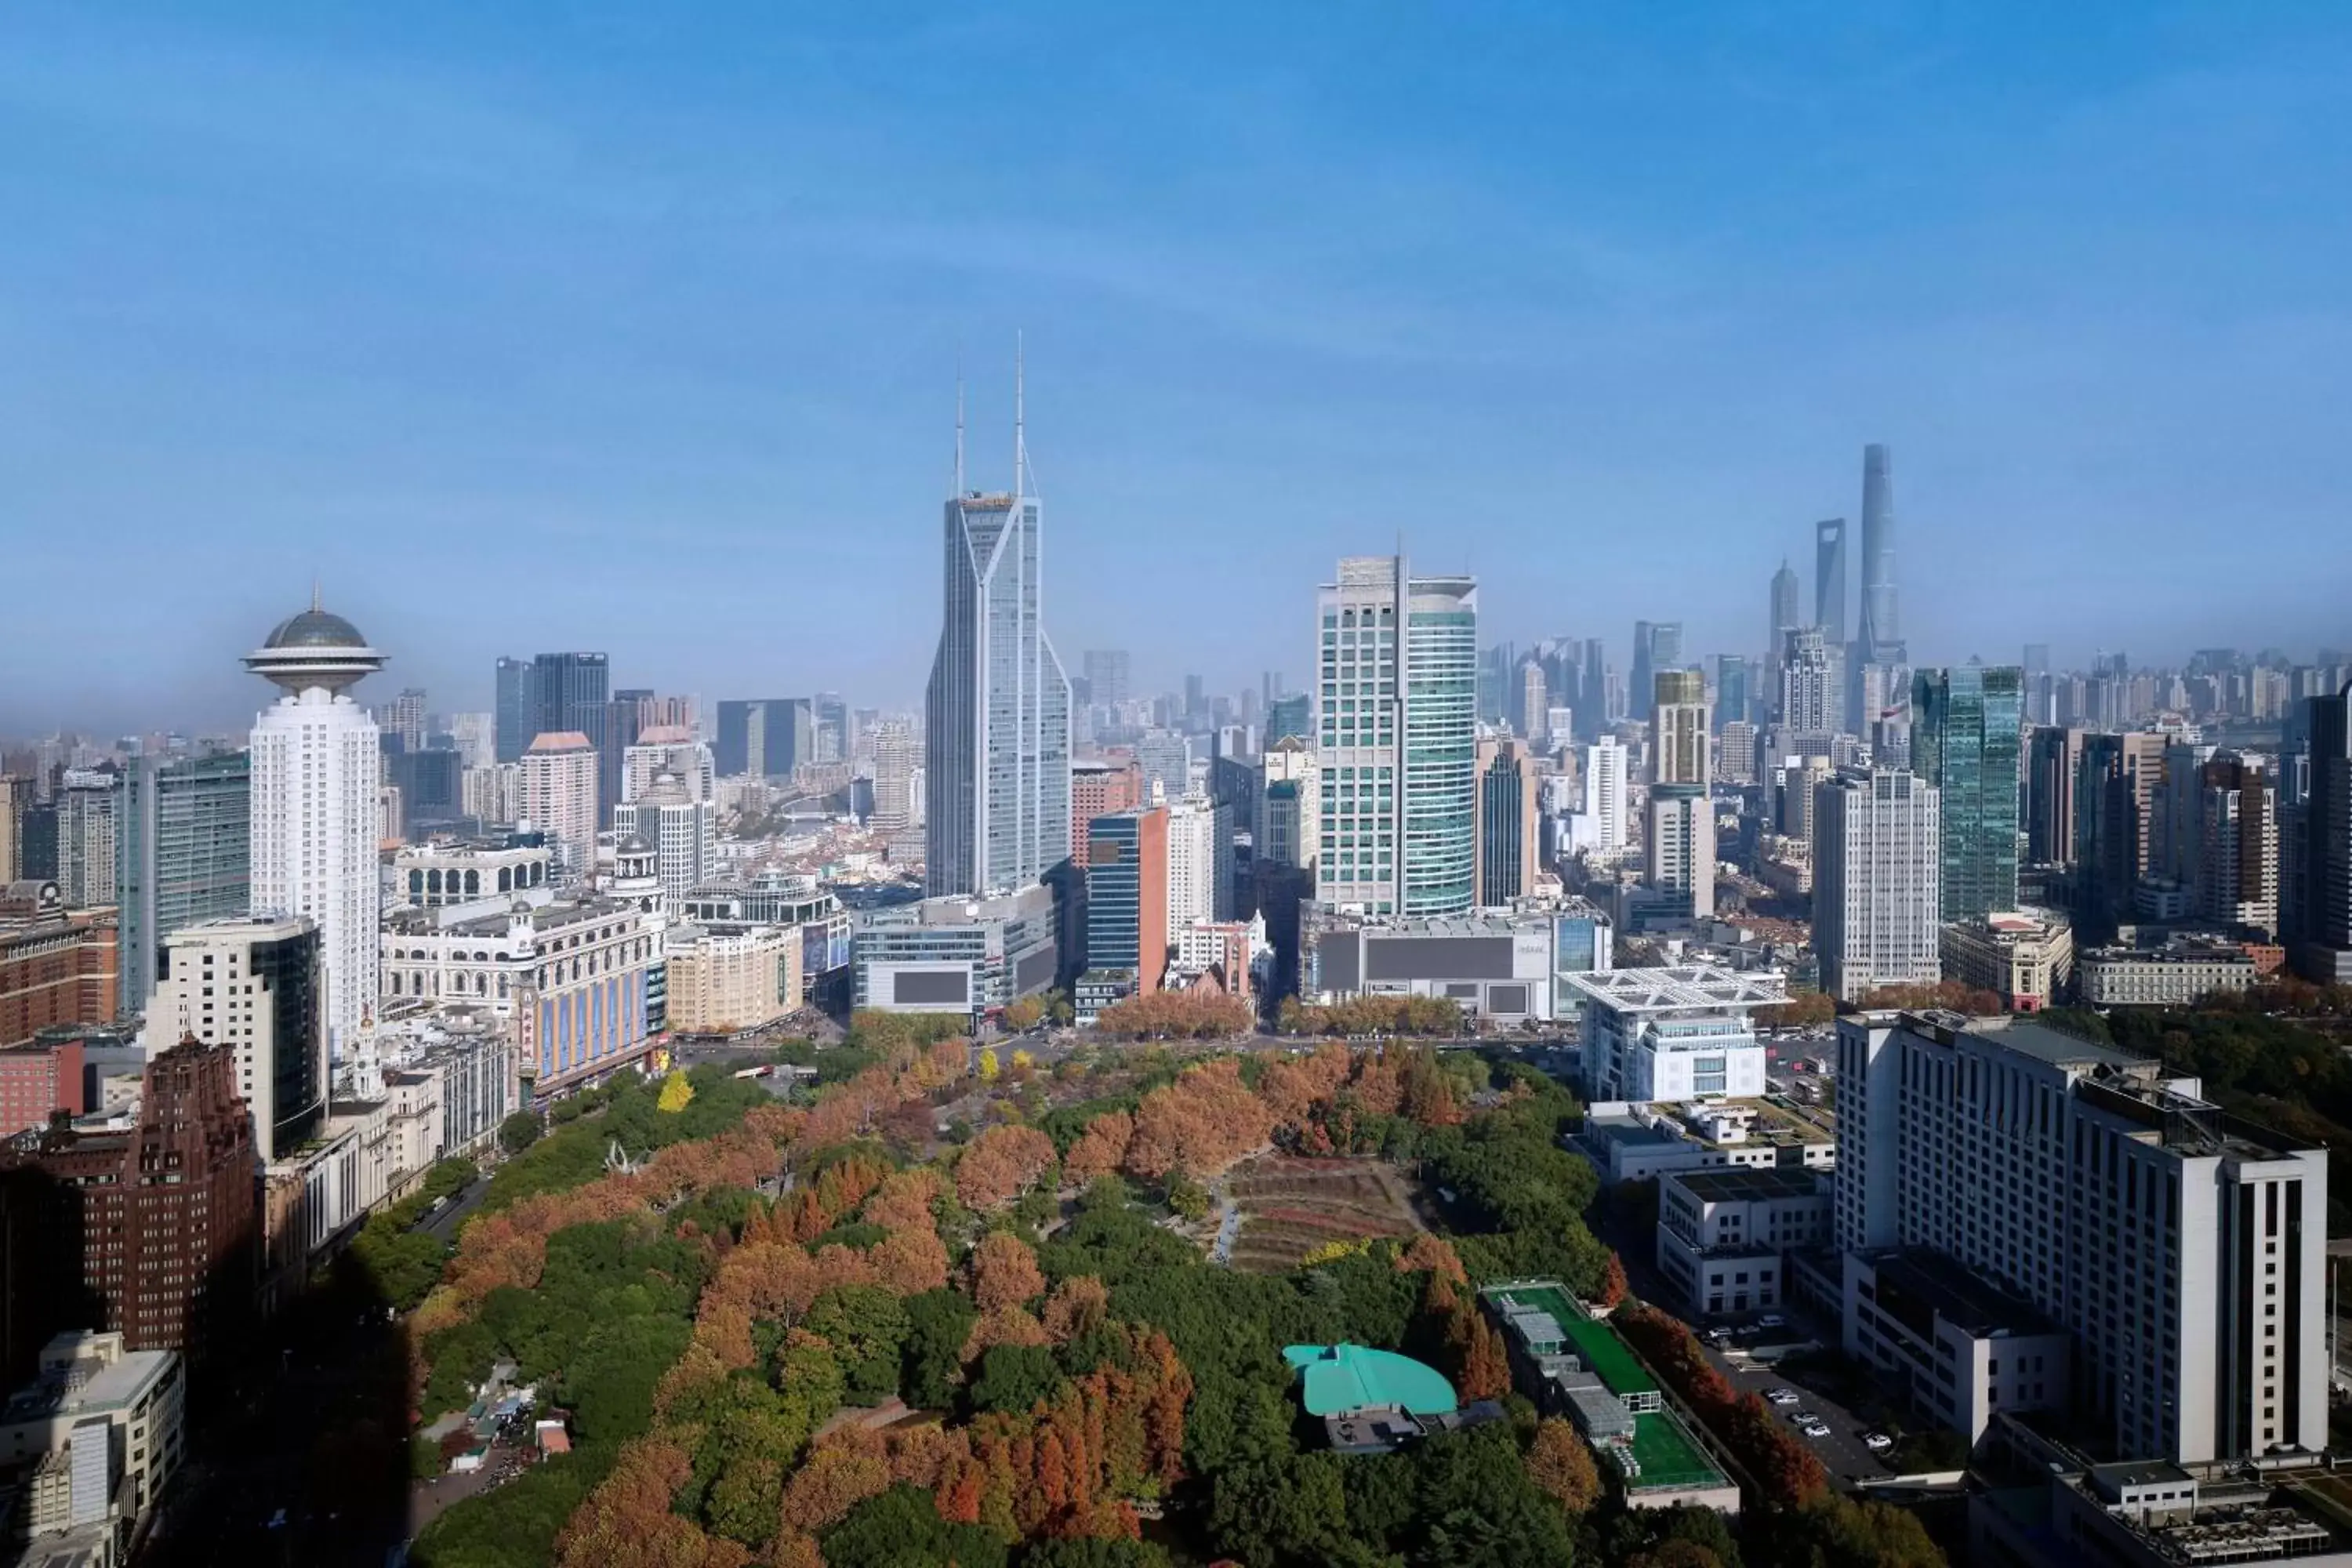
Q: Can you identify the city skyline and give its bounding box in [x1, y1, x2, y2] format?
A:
[8, 5, 2352, 733]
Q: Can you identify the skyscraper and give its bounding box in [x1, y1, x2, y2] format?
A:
[1316, 557, 1476, 917]
[244, 597, 383, 1069]
[2197, 755, 2278, 938]
[140, 915, 321, 1161]
[1813, 768, 1941, 1000]
[385, 688, 427, 752]
[0, 774, 24, 883]
[494, 657, 532, 764]
[117, 751, 251, 1016]
[1778, 628, 1835, 731]
[2289, 682, 2352, 982]
[1768, 561, 1800, 655]
[925, 365, 1073, 898]
[1474, 736, 1537, 908]
[2026, 726, 2087, 866]
[870, 719, 919, 834]
[1651, 669, 1710, 786]
[1813, 518, 1847, 644]
[1713, 656, 1752, 733]
[1581, 739, 1630, 851]
[612, 773, 713, 910]
[2074, 730, 2169, 931]
[55, 772, 115, 911]
[1629, 622, 1683, 722]
[1081, 651, 1131, 710]
[715, 699, 814, 779]
[1165, 795, 1228, 927]
[1519, 659, 1548, 745]
[532, 653, 612, 820]
[1085, 807, 1169, 991]
[1911, 666, 2023, 920]
[517, 733, 599, 880]
[1856, 444, 1903, 662]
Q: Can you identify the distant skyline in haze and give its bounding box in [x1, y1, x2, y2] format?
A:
[5, 2, 2350, 735]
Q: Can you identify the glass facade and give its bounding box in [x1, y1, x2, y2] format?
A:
[1086, 813, 1145, 972]
[1403, 589, 1477, 915]
[1911, 666, 2023, 920]
[118, 752, 252, 1014]
[249, 925, 325, 1154]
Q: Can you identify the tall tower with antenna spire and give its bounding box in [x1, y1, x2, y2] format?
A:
[924, 342, 1073, 898]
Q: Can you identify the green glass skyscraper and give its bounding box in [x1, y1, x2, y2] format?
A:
[118, 750, 252, 1014]
[1911, 666, 2023, 920]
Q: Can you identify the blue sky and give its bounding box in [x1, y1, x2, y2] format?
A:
[4, 2, 2350, 735]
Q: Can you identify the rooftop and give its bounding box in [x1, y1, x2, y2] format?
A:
[527, 731, 594, 753]
[1566, 965, 1788, 1015]
[1481, 1283, 1657, 1396]
[2, 1340, 176, 1425]
[1284, 1344, 1458, 1417]
[1668, 1167, 1824, 1203]
[1859, 1247, 2061, 1339]
[1901, 1011, 2150, 1073]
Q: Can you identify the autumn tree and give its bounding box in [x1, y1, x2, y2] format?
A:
[968, 1230, 1046, 1312]
[956, 1123, 1058, 1210]
[1122, 1059, 1273, 1181]
[1525, 1419, 1602, 1513]
[1062, 1111, 1133, 1185]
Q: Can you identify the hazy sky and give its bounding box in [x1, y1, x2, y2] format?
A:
[5, 2, 2350, 736]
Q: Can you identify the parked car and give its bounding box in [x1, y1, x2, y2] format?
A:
[1756, 1313, 1787, 1330]
[1786, 1410, 1815, 1425]
[1864, 1432, 1894, 1451]
[1802, 1422, 1832, 1439]
[1766, 1388, 1800, 1405]
[1704, 1327, 1733, 1344]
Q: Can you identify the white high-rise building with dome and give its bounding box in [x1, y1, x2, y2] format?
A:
[245, 596, 385, 1071]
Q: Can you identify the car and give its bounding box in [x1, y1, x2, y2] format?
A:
[1802, 1422, 1831, 1439]
[1766, 1388, 1800, 1405]
[1703, 1327, 1733, 1343]
[1786, 1409, 1814, 1425]
[1755, 1313, 1787, 1330]
[1864, 1432, 1894, 1451]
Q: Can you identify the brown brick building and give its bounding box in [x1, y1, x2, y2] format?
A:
[0, 1038, 257, 1381]
[0, 1036, 85, 1136]
[0, 882, 119, 1047]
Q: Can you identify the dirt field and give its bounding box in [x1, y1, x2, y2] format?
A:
[1222, 1156, 1424, 1273]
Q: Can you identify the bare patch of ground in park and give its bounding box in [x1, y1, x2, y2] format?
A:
[1221, 1156, 1424, 1273]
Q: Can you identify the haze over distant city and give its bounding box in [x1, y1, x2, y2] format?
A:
[5, 2, 2350, 735]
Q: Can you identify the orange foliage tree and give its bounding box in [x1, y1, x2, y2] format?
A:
[968, 1230, 1047, 1312]
[1122, 1059, 1273, 1181]
[1525, 1419, 1603, 1513]
[955, 1123, 1059, 1210]
[552, 1433, 750, 1568]
[1061, 1111, 1134, 1185]
[1093, 990, 1254, 1040]
[1616, 1301, 1828, 1504]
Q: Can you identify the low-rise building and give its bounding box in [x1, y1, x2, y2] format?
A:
[0, 1332, 184, 1560]
[1575, 1098, 1836, 1184]
[1304, 904, 1613, 1026]
[1938, 909, 2075, 1012]
[1655, 1167, 1831, 1320]
[1842, 1249, 2071, 1445]
[664, 924, 800, 1036]
[2077, 933, 2259, 1007]
[679, 872, 852, 1004]
[1570, 966, 1785, 1103]
[1970, 1435, 2352, 1568]
[851, 885, 1059, 1020]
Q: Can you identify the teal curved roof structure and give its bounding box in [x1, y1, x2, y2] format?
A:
[1283, 1343, 1458, 1417]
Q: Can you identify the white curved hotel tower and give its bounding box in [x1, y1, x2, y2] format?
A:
[245, 598, 385, 1070]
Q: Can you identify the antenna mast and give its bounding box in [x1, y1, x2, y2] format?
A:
[954, 352, 966, 497]
[1014, 329, 1026, 496]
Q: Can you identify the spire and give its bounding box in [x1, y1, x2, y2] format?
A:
[1014, 329, 1027, 498]
[311, 577, 321, 612]
[954, 352, 966, 498]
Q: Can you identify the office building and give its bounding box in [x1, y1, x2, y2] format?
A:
[2075, 731, 2171, 930]
[1070, 757, 1142, 859]
[1713, 655, 1753, 733]
[1081, 650, 1131, 711]
[1630, 622, 1682, 725]
[17, 804, 57, 883]
[0, 1332, 184, 1553]
[0, 886, 119, 1049]
[1316, 556, 1478, 917]
[1474, 736, 1540, 908]
[1814, 518, 1848, 645]
[517, 731, 599, 883]
[2288, 684, 2351, 983]
[1653, 669, 1710, 786]
[1265, 693, 1312, 746]
[621, 726, 713, 804]
[1717, 721, 1759, 786]
[1855, 444, 1904, 662]
[715, 698, 815, 780]
[925, 377, 1073, 899]
[1645, 787, 1717, 924]
[0, 1037, 258, 1367]
[1166, 795, 1230, 926]
[1835, 1011, 2325, 1463]
[1085, 807, 1169, 993]
[244, 599, 383, 1068]
[1581, 637, 1611, 731]
[1813, 768, 1940, 1001]
[1581, 739, 1631, 851]
[870, 718, 920, 834]
[1912, 666, 2023, 920]
[1570, 966, 1783, 1103]
[1939, 909, 2074, 1012]
[2027, 727, 2088, 866]
[493, 657, 532, 764]
[380, 688, 426, 752]
[1768, 561, 1801, 680]
[1656, 1167, 1831, 1321]
[1778, 628, 1837, 731]
[663, 924, 799, 1036]
[612, 772, 714, 909]
[528, 652, 612, 818]
[2196, 756, 2278, 938]
[114, 752, 251, 1018]
[54, 772, 115, 912]
[140, 916, 323, 1162]
[852, 884, 1060, 1018]
[384, 744, 463, 833]
[0, 774, 25, 883]
[2078, 935, 2261, 1007]
[1259, 738, 1320, 874]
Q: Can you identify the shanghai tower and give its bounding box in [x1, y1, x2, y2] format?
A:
[924, 356, 1073, 898]
[1857, 443, 1902, 659]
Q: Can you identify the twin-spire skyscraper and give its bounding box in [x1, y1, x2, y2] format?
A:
[924, 347, 1073, 898]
